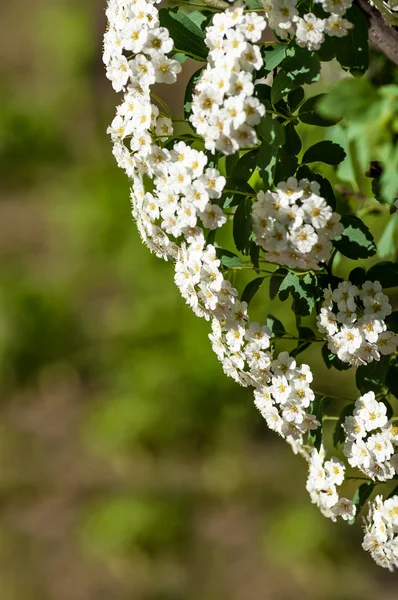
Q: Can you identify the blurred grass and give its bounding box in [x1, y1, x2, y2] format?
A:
[1, 1, 398, 599]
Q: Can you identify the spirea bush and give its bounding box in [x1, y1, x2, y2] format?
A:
[103, 0, 398, 570]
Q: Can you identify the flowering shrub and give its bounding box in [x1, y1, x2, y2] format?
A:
[103, 0, 398, 570]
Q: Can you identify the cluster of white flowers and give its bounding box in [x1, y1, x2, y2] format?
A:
[306, 446, 356, 521]
[343, 392, 398, 482]
[190, 4, 266, 155]
[103, 0, 181, 93]
[260, 0, 353, 51]
[252, 176, 343, 270]
[317, 281, 398, 365]
[363, 494, 398, 571]
[254, 352, 321, 447]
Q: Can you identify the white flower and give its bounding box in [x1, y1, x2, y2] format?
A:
[325, 14, 354, 36]
[295, 13, 325, 51]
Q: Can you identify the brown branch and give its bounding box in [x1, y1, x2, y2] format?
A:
[356, 0, 398, 66]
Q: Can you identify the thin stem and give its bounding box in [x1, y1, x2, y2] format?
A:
[322, 415, 339, 421]
[313, 391, 356, 403]
[173, 47, 205, 62]
[223, 188, 257, 198]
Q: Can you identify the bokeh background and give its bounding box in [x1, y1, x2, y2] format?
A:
[1, 1, 398, 598]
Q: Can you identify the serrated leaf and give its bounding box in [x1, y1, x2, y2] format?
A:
[269, 268, 287, 300]
[287, 87, 305, 111]
[349, 267, 367, 286]
[309, 395, 332, 451]
[257, 115, 285, 146]
[278, 272, 315, 316]
[302, 141, 346, 166]
[242, 277, 265, 305]
[333, 215, 377, 260]
[183, 66, 205, 120]
[262, 44, 288, 71]
[283, 123, 302, 156]
[321, 343, 352, 371]
[331, 6, 369, 76]
[159, 8, 207, 60]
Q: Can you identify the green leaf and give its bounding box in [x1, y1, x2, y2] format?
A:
[257, 115, 285, 146]
[233, 149, 259, 181]
[322, 343, 352, 371]
[266, 314, 286, 337]
[349, 267, 367, 286]
[377, 214, 398, 258]
[261, 44, 288, 72]
[278, 272, 315, 316]
[269, 268, 287, 300]
[284, 123, 302, 156]
[309, 396, 332, 451]
[257, 141, 277, 188]
[333, 403, 355, 446]
[183, 67, 205, 120]
[385, 312, 398, 333]
[331, 6, 369, 76]
[271, 47, 321, 105]
[366, 261, 398, 288]
[333, 215, 377, 260]
[159, 8, 207, 60]
[287, 87, 305, 111]
[296, 165, 336, 210]
[242, 277, 266, 305]
[302, 141, 346, 166]
[233, 198, 252, 254]
[222, 179, 254, 209]
[273, 149, 298, 184]
[291, 326, 316, 358]
[215, 248, 243, 269]
[386, 364, 398, 398]
[387, 484, 398, 499]
[350, 482, 375, 525]
[356, 355, 390, 394]
[298, 94, 341, 127]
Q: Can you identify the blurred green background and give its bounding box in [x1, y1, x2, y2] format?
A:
[1, 1, 398, 599]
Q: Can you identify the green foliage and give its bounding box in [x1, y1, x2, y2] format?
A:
[309, 396, 331, 451]
[333, 215, 377, 259]
[278, 272, 315, 316]
[271, 46, 321, 104]
[356, 355, 390, 393]
[333, 403, 355, 446]
[159, 8, 207, 60]
[350, 482, 375, 524]
[302, 141, 346, 166]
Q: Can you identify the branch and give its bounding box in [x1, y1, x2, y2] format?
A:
[356, 0, 398, 66]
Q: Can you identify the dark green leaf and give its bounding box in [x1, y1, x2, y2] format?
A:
[257, 141, 278, 188]
[269, 268, 287, 300]
[349, 267, 367, 286]
[242, 277, 266, 305]
[317, 78, 379, 122]
[284, 123, 302, 156]
[366, 261, 398, 288]
[334, 403, 355, 446]
[356, 355, 390, 394]
[183, 67, 205, 120]
[223, 179, 254, 208]
[271, 47, 321, 104]
[386, 364, 398, 398]
[385, 312, 398, 333]
[302, 141, 346, 166]
[159, 8, 207, 60]
[331, 6, 369, 76]
[388, 484, 398, 499]
[291, 326, 316, 358]
[278, 272, 315, 316]
[233, 198, 252, 254]
[287, 87, 305, 111]
[298, 94, 341, 127]
[322, 343, 352, 371]
[350, 482, 375, 524]
[309, 395, 332, 451]
[266, 314, 286, 337]
[273, 149, 298, 184]
[233, 149, 259, 181]
[257, 115, 285, 146]
[250, 242, 260, 271]
[333, 215, 377, 259]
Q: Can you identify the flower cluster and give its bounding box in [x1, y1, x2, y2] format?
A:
[254, 352, 321, 447]
[252, 177, 343, 270]
[190, 4, 266, 155]
[260, 0, 353, 51]
[103, 0, 181, 93]
[306, 447, 356, 521]
[317, 281, 398, 365]
[363, 495, 398, 571]
[343, 392, 398, 482]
